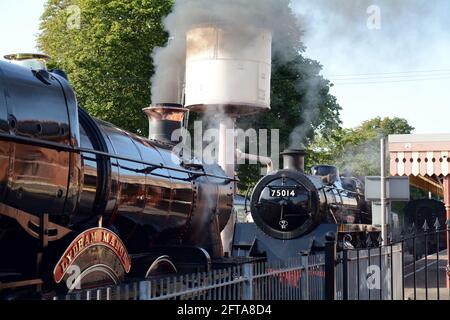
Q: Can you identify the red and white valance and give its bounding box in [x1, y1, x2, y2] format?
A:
[390, 151, 450, 176]
[389, 134, 450, 177]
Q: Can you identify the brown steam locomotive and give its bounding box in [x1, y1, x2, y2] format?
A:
[0, 60, 235, 298]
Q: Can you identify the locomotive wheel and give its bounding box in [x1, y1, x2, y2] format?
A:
[67, 264, 120, 292]
[144, 256, 178, 297]
[145, 255, 178, 278]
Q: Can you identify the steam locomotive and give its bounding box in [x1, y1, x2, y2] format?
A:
[403, 199, 446, 258]
[232, 149, 378, 263]
[0, 58, 378, 298]
[0, 60, 236, 298]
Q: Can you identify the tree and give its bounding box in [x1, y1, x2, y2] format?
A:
[358, 117, 414, 138]
[308, 117, 415, 176]
[38, 0, 173, 134]
[38, 0, 342, 192]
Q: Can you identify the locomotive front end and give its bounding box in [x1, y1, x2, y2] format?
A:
[250, 149, 325, 240]
[241, 147, 377, 261]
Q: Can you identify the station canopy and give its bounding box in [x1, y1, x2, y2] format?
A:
[389, 134, 450, 197]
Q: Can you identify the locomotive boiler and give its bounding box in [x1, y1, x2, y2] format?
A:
[0, 60, 234, 297]
[232, 149, 378, 263]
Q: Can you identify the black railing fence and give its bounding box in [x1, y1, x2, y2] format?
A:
[53, 256, 327, 301]
[327, 219, 450, 300]
[50, 221, 449, 301]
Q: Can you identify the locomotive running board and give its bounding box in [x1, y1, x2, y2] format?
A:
[0, 203, 72, 241]
[338, 224, 381, 233]
[0, 278, 43, 291]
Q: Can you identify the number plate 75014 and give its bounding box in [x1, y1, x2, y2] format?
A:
[269, 189, 296, 197]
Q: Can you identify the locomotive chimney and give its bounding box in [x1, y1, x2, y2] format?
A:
[143, 103, 188, 144]
[4, 53, 50, 70]
[281, 149, 307, 172]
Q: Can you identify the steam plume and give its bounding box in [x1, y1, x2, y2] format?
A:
[150, 0, 302, 105]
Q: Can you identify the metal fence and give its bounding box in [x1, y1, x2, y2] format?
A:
[53, 255, 326, 300]
[52, 222, 450, 301]
[336, 244, 403, 300]
[332, 220, 450, 301]
[401, 221, 450, 300]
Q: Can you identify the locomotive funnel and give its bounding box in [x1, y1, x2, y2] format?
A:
[143, 103, 188, 143]
[281, 149, 307, 172]
[4, 53, 50, 70]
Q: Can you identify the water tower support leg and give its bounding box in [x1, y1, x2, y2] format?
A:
[218, 117, 236, 181]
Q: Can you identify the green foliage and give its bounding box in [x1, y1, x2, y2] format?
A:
[409, 186, 429, 200]
[308, 117, 415, 176]
[38, 0, 342, 193]
[38, 0, 173, 134]
[358, 117, 414, 138]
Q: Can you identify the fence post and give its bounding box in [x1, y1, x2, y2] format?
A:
[139, 281, 151, 300]
[301, 253, 309, 300]
[325, 232, 337, 301]
[342, 248, 348, 300]
[242, 262, 253, 300]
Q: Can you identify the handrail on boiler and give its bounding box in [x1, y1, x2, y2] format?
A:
[0, 132, 237, 182]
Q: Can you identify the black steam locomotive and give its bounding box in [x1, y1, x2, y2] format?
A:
[232, 149, 378, 263]
[0, 60, 236, 298]
[403, 199, 446, 258]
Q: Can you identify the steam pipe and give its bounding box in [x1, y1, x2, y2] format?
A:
[4, 53, 50, 70]
[236, 149, 273, 173]
[143, 104, 188, 144]
[218, 118, 236, 179]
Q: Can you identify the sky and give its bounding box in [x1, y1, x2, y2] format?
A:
[0, 0, 449, 134]
[293, 0, 450, 134]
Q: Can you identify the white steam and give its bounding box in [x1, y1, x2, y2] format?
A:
[150, 0, 301, 105]
[338, 136, 382, 177]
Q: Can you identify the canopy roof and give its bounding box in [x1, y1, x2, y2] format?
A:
[389, 134, 450, 177]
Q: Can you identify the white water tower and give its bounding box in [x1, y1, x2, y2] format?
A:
[185, 26, 272, 116]
[183, 25, 273, 256]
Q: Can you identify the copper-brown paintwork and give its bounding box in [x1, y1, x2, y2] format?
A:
[0, 61, 233, 262]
